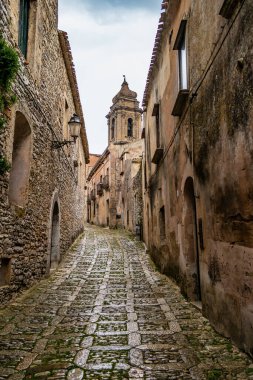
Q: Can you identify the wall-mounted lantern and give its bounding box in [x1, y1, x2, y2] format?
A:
[52, 113, 81, 149]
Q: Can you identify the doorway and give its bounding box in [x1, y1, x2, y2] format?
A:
[50, 202, 60, 269]
[183, 177, 201, 301]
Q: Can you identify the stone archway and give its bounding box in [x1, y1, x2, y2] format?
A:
[183, 177, 201, 301]
[9, 111, 32, 207]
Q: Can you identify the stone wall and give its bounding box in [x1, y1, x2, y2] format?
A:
[0, 0, 89, 303]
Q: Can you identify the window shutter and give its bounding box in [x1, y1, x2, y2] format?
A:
[19, 0, 30, 57]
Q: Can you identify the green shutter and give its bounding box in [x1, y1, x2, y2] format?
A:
[18, 0, 30, 57]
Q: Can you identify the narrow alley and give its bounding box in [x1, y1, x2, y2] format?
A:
[0, 225, 252, 380]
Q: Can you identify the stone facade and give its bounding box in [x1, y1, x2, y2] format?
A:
[143, 0, 253, 356]
[0, 0, 89, 303]
[87, 79, 143, 234]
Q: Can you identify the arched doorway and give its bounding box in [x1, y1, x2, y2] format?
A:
[50, 201, 60, 269]
[9, 112, 32, 206]
[183, 177, 201, 301]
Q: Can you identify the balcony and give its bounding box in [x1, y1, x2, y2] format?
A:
[171, 89, 189, 116]
[103, 175, 109, 190]
[152, 147, 164, 164]
[90, 190, 96, 201]
[97, 183, 103, 196]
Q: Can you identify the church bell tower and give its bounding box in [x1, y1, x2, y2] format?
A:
[106, 76, 142, 145]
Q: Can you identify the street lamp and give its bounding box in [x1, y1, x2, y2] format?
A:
[52, 113, 81, 149]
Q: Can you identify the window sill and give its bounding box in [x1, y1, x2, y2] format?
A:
[152, 147, 164, 164]
[171, 89, 189, 116]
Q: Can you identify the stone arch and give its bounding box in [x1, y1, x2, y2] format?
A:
[47, 191, 61, 271]
[182, 177, 201, 301]
[9, 111, 32, 207]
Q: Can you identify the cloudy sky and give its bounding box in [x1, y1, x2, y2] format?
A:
[58, 0, 160, 154]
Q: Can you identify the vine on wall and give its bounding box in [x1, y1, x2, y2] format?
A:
[0, 35, 19, 175]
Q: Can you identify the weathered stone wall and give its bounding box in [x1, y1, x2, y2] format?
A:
[0, 0, 88, 303]
[143, 0, 253, 355]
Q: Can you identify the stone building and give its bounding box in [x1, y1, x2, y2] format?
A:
[87, 78, 143, 233]
[0, 0, 89, 303]
[142, 0, 253, 356]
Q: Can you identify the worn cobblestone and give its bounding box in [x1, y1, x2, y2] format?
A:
[0, 225, 252, 379]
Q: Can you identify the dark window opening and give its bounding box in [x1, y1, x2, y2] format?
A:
[159, 206, 166, 240]
[127, 118, 133, 137]
[127, 210, 129, 225]
[19, 0, 30, 57]
[111, 118, 115, 140]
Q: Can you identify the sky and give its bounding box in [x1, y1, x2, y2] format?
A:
[58, 0, 161, 154]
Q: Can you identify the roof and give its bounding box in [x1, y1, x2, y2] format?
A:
[58, 30, 90, 163]
[142, 0, 169, 107]
[112, 77, 137, 104]
[87, 147, 110, 181]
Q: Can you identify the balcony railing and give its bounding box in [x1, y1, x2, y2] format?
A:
[97, 183, 103, 196]
[103, 175, 109, 190]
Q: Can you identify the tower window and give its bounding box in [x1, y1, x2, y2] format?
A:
[19, 0, 30, 57]
[127, 118, 133, 137]
[111, 118, 115, 139]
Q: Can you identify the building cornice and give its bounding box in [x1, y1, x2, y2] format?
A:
[142, 0, 169, 107]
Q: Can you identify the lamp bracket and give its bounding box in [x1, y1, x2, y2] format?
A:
[52, 138, 77, 149]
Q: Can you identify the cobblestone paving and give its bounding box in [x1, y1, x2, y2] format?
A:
[0, 225, 252, 379]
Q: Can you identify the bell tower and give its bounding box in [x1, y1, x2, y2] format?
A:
[106, 76, 142, 145]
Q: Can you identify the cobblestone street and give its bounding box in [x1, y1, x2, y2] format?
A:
[0, 225, 252, 380]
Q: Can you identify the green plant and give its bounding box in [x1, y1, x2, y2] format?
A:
[207, 369, 223, 380]
[0, 36, 19, 91]
[0, 154, 11, 175]
[0, 35, 19, 113]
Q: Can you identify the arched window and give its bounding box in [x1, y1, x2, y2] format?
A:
[127, 118, 133, 137]
[9, 112, 32, 207]
[111, 118, 115, 139]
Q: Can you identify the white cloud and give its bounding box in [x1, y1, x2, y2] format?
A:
[59, 1, 160, 153]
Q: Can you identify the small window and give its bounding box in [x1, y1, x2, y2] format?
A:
[174, 20, 188, 90]
[127, 118, 133, 137]
[19, 0, 30, 57]
[111, 118, 115, 140]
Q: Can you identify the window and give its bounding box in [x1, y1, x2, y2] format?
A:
[152, 104, 160, 147]
[111, 118, 115, 140]
[19, 0, 30, 57]
[174, 20, 188, 90]
[159, 206, 166, 240]
[172, 20, 189, 116]
[151, 103, 163, 164]
[127, 118, 133, 137]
